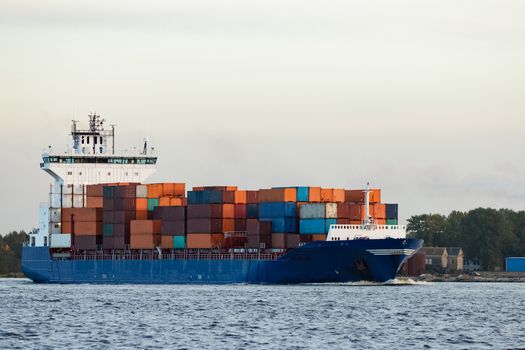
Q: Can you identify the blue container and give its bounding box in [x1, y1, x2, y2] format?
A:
[299, 219, 325, 234]
[188, 190, 216, 204]
[261, 218, 296, 233]
[506, 257, 525, 272]
[208, 190, 223, 204]
[297, 187, 309, 202]
[246, 204, 258, 219]
[385, 204, 398, 220]
[325, 219, 337, 233]
[259, 202, 296, 218]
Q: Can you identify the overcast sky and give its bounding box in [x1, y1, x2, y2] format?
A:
[0, 0, 524, 233]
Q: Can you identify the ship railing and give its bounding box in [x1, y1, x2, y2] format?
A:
[69, 251, 283, 261]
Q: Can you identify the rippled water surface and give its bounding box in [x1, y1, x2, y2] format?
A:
[1, 279, 525, 349]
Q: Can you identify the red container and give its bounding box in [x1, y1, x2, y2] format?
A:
[113, 210, 136, 224]
[336, 218, 350, 225]
[222, 191, 235, 204]
[130, 220, 161, 235]
[102, 236, 126, 250]
[103, 210, 114, 224]
[86, 184, 104, 197]
[113, 223, 130, 237]
[286, 234, 300, 248]
[258, 188, 296, 203]
[62, 208, 103, 222]
[246, 191, 258, 204]
[86, 197, 103, 208]
[186, 219, 223, 233]
[153, 206, 186, 221]
[246, 219, 272, 235]
[336, 203, 351, 218]
[161, 220, 185, 236]
[234, 219, 246, 231]
[247, 234, 271, 249]
[74, 235, 101, 250]
[187, 204, 234, 219]
[114, 185, 138, 199]
[234, 204, 246, 219]
[161, 236, 174, 249]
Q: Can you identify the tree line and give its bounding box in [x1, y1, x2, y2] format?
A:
[407, 208, 525, 270]
[0, 231, 29, 275]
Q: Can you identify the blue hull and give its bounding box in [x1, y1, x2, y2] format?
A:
[22, 239, 423, 284]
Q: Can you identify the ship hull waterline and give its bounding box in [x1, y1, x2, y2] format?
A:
[22, 238, 423, 284]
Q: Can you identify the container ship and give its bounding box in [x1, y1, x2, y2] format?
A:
[22, 115, 423, 284]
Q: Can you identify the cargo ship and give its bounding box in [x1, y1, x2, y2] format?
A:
[22, 115, 423, 284]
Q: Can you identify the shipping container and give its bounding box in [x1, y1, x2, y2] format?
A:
[246, 191, 258, 204]
[70, 222, 103, 235]
[506, 257, 525, 272]
[187, 204, 235, 219]
[325, 219, 337, 233]
[103, 223, 114, 236]
[62, 208, 103, 222]
[258, 188, 296, 202]
[259, 202, 296, 218]
[147, 198, 159, 211]
[186, 233, 224, 249]
[260, 218, 296, 233]
[86, 184, 104, 197]
[320, 188, 334, 202]
[234, 204, 246, 219]
[246, 219, 272, 235]
[173, 236, 186, 249]
[385, 204, 399, 220]
[187, 218, 223, 233]
[271, 233, 286, 249]
[130, 220, 162, 234]
[153, 206, 186, 221]
[325, 203, 338, 219]
[344, 188, 381, 203]
[161, 236, 173, 249]
[102, 236, 126, 250]
[136, 185, 148, 198]
[136, 210, 149, 220]
[50, 233, 71, 248]
[86, 197, 103, 208]
[103, 186, 115, 198]
[299, 203, 325, 219]
[75, 235, 101, 250]
[386, 219, 398, 225]
[312, 234, 327, 241]
[161, 220, 185, 236]
[113, 210, 135, 224]
[299, 219, 325, 234]
[247, 234, 271, 249]
[130, 234, 160, 249]
[336, 203, 351, 218]
[113, 223, 130, 237]
[246, 204, 258, 219]
[308, 187, 321, 202]
[371, 203, 386, 220]
[114, 185, 137, 199]
[286, 234, 300, 248]
[136, 198, 148, 211]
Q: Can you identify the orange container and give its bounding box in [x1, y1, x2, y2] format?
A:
[349, 220, 362, 225]
[222, 204, 235, 219]
[226, 186, 238, 191]
[86, 197, 103, 208]
[147, 184, 162, 198]
[258, 188, 296, 202]
[186, 233, 224, 248]
[371, 203, 386, 219]
[233, 191, 247, 204]
[136, 198, 148, 211]
[369, 189, 381, 204]
[162, 183, 185, 197]
[271, 233, 286, 249]
[135, 210, 148, 220]
[161, 236, 173, 249]
[130, 220, 161, 235]
[332, 189, 345, 203]
[376, 219, 386, 225]
[311, 234, 327, 241]
[320, 189, 333, 202]
[349, 204, 366, 221]
[86, 184, 104, 197]
[222, 219, 235, 232]
[130, 234, 160, 249]
[159, 196, 171, 207]
[192, 186, 205, 191]
[73, 222, 103, 235]
[308, 187, 321, 202]
[170, 197, 184, 206]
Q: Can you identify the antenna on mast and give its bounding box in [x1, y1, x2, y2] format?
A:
[364, 182, 371, 226]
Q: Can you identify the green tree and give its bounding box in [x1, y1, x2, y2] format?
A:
[0, 231, 29, 274]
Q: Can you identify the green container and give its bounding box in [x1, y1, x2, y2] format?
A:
[147, 198, 159, 211]
[173, 236, 186, 249]
[103, 223, 114, 236]
[386, 219, 398, 225]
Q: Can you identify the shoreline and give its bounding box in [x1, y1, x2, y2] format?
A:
[408, 272, 525, 283]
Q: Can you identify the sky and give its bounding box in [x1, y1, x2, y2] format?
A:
[0, 0, 524, 233]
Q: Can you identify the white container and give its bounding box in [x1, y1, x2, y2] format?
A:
[299, 203, 325, 219]
[62, 194, 85, 208]
[136, 185, 148, 198]
[50, 233, 71, 248]
[325, 203, 338, 219]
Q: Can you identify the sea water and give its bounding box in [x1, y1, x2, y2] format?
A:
[1, 278, 524, 349]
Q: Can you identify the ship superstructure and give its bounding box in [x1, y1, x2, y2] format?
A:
[31, 114, 157, 247]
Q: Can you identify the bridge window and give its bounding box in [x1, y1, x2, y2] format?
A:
[87, 136, 90, 144]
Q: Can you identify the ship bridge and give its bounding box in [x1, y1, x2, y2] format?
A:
[32, 114, 158, 247]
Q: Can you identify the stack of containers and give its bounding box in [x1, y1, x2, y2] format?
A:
[258, 188, 299, 249]
[298, 203, 337, 240]
[246, 219, 272, 249]
[102, 185, 134, 249]
[153, 206, 186, 249]
[86, 184, 104, 209]
[186, 186, 239, 249]
[130, 219, 161, 249]
[61, 207, 103, 249]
